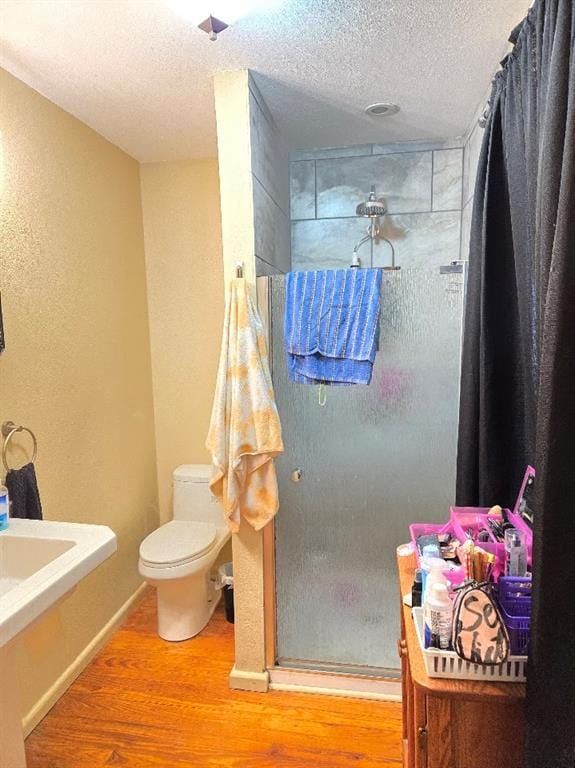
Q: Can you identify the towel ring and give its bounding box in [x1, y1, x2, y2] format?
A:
[1, 421, 38, 472]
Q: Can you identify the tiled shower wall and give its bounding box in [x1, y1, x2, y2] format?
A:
[461, 119, 485, 261]
[249, 76, 291, 278]
[249, 76, 291, 277]
[289, 140, 465, 272]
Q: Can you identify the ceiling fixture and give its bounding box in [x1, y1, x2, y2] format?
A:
[365, 102, 400, 117]
[198, 14, 228, 40]
[164, 1, 280, 40]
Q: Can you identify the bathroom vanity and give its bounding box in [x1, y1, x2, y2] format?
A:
[0, 519, 117, 768]
[397, 550, 525, 768]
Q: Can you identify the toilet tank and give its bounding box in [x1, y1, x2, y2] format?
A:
[172, 464, 221, 526]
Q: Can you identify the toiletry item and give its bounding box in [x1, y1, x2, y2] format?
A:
[421, 553, 445, 602]
[0, 483, 9, 531]
[425, 558, 450, 603]
[411, 569, 423, 608]
[420, 543, 441, 598]
[424, 582, 453, 650]
[416, 534, 441, 558]
[505, 528, 528, 577]
[484, 553, 495, 582]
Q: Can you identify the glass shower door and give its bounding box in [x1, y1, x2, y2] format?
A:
[270, 267, 464, 672]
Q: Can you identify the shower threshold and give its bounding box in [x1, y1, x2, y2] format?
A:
[278, 658, 400, 679]
[269, 662, 401, 701]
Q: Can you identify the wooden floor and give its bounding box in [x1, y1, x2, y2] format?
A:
[26, 590, 402, 767]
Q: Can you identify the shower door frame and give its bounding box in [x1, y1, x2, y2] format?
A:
[257, 276, 401, 699]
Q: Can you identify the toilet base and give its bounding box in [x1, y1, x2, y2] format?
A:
[155, 570, 220, 642]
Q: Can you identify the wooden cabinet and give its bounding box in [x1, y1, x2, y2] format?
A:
[397, 550, 525, 768]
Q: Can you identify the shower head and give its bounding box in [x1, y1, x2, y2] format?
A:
[351, 185, 398, 270]
[356, 186, 387, 218]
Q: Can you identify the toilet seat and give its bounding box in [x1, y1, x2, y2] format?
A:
[139, 520, 217, 568]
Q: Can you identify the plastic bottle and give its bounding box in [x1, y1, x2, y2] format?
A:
[424, 582, 453, 650]
[505, 528, 528, 577]
[0, 483, 9, 532]
[422, 556, 449, 604]
[420, 544, 441, 600]
[411, 569, 423, 607]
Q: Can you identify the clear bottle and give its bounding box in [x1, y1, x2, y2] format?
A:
[424, 582, 453, 650]
[422, 556, 449, 604]
[504, 528, 528, 577]
[0, 483, 9, 532]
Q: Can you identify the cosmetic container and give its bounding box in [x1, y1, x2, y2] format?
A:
[0, 483, 9, 531]
[411, 569, 423, 607]
[424, 582, 453, 650]
[504, 528, 528, 577]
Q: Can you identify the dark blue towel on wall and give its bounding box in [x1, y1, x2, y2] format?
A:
[5, 463, 43, 520]
[284, 268, 382, 385]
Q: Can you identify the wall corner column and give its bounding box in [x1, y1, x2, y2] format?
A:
[213, 69, 268, 691]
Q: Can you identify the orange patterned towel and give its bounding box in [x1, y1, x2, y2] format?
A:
[206, 279, 283, 532]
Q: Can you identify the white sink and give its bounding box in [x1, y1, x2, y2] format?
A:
[0, 518, 117, 768]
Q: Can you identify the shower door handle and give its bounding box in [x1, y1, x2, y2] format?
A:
[291, 468, 303, 483]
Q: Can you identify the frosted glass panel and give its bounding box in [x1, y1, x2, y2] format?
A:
[270, 268, 464, 671]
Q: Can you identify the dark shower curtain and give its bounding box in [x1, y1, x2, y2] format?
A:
[456, 1, 575, 766]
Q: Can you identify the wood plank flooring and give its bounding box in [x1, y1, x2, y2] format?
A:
[25, 590, 402, 767]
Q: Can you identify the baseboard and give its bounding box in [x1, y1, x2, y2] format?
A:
[22, 583, 148, 737]
[228, 665, 270, 692]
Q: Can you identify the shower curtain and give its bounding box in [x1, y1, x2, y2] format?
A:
[456, 1, 575, 765]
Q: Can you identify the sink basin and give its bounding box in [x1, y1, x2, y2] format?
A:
[0, 518, 117, 768]
[0, 536, 75, 598]
[0, 519, 117, 647]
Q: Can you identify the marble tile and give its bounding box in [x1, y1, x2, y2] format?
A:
[256, 255, 284, 276]
[463, 124, 485, 205]
[290, 161, 316, 220]
[460, 200, 473, 263]
[372, 211, 461, 269]
[372, 137, 463, 155]
[254, 176, 291, 273]
[432, 149, 463, 211]
[290, 144, 372, 161]
[249, 90, 290, 215]
[291, 217, 371, 271]
[316, 151, 432, 218]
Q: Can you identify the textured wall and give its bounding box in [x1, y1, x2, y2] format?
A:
[0, 68, 159, 720]
[140, 159, 225, 525]
[290, 139, 464, 271]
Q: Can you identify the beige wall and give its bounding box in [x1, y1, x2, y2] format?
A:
[0, 68, 159, 722]
[140, 160, 224, 524]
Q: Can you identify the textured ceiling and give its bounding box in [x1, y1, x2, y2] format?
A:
[0, 0, 528, 161]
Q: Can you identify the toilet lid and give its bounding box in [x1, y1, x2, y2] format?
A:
[140, 520, 217, 566]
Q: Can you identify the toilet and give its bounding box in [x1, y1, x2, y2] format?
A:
[139, 464, 230, 641]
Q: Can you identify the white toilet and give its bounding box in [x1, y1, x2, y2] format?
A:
[139, 464, 230, 642]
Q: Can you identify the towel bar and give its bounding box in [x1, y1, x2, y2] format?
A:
[1, 421, 38, 472]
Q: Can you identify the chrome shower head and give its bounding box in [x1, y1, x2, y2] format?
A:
[356, 186, 387, 218]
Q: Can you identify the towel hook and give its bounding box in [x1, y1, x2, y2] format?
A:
[1, 421, 38, 472]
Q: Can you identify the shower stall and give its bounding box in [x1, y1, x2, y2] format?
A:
[260, 263, 464, 675]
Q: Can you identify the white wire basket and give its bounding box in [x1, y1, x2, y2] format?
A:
[412, 607, 527, 683]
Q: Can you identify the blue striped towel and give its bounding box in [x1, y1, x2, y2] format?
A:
[285, 268, 382, 385]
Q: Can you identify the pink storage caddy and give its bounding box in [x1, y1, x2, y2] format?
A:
[410, 466, 535, 582]
[408, 521, 466, 586]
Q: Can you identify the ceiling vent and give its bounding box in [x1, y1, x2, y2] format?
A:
[365, 102, 400, 117]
